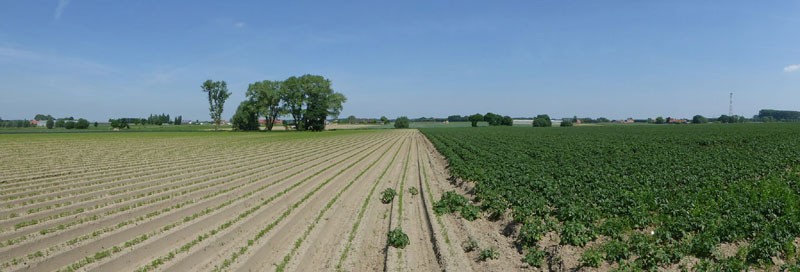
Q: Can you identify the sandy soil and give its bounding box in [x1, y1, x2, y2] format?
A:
[0, 129, 503, 272]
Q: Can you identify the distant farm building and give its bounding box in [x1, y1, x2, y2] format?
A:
[668, 118, 688, 124]
[512, 119, 533, 126]
[259, 118, 283, 126]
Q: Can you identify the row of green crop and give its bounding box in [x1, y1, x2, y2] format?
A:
[421, 124, 800, 270]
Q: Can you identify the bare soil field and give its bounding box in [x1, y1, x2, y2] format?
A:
[0, 130, 516, 272]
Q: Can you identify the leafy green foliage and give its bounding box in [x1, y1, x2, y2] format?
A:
[462, 237, 479, 252]
[281, 75, 346, 131]
[380, 188, 397, 204]
[692, 115, 708, 124]
[433, 191, 468, 214]
[387, 228, 409, 248]
[201, 79, 231, 130]
[433, 191, 481, 221]
[420, 124, 800, 269]
[532, 114, 552, 127]
[560, 120, 573, 127]
[468, 113, 483, 127]
[518, 221, 547, 248]
[560, 221, 596, 247]
[408, 186, 418, 196]
[460, 204, 480, 221]
[478, 247, 499, 261]
[523, 247, 546, 267]
[580, 248, 603, 268]
[231, 100, 260, 131]
[246, 80, 284, 131]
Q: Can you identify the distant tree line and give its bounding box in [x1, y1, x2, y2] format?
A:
[0, 114, 95, 129]
[341, 115, 384, 125]
[0, 119, 37, 128]
[107, 114, 184, 127]
[232, 74, 346, 132]
[757, 109, 800, 122]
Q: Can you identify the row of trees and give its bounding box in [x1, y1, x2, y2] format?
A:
[464, 113, 514, 127]
[341, 115, 389, 125]
[230, 75, 346, 132]
[0, 120, 37, 128]
[0, 116, 97, 129]
[109, 114, 184, 126]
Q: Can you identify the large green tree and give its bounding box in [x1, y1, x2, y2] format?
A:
[484, 112, 507, 126]
[247, 80, 284, 131]
[692, 115, 708, 124]
[280, 74, 346, 131]
[76, 118, 90, 129]
[533, 114, 552, 127]
[394, 116, 410, 129]
[468, 113, 483, 127]
[201, 79, 231, 131]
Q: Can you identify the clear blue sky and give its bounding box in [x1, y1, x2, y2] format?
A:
[1, 1, 798, 121]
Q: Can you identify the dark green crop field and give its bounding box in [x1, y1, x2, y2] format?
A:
[421, 124, 800, 270]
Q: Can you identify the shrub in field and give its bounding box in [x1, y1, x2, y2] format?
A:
[560, 120, 573, 127]
[408, 186, 418, 196]
[381, 188, 397, 204]
[478, 247, 499, 261]
[387, 228, 409, 248]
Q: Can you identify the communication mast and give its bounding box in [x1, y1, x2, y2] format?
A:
[729, 92, 733, 116]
